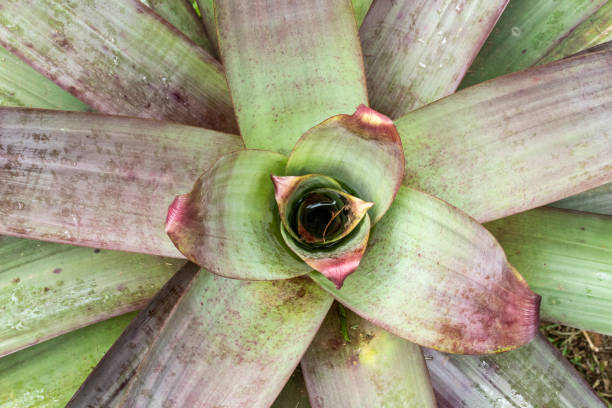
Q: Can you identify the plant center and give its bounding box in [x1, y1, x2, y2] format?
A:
[294, 190, 349, 244]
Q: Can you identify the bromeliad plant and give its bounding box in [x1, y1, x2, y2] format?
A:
[0, 0, 611, 407]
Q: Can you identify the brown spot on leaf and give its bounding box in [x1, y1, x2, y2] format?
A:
[53, 268, 62, 274]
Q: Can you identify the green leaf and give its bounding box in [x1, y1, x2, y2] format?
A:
[301, 304, 436, 407]
[351, 0, 374, 26]
[0, 236, 182, 358]
[0, 46, 90, 111]
[310, 186, 540, 354]
[143, 0, 214, 54]
[194, 0, 219, 57]
[553, 182, 612, 215]
[486, 207, 612, 335]
[427, 334, 606, 407]
[360, 0, 509, 118]
[0, 108, 243, 256]
[216, 0, 368, 154]
[0, 0, 237, 131]
[271, 366, 311, 408]
[538, 2, 612, 65]
[286, 105, 404, 224]
[166, 150, 311, 280]
[118, 272, 333, 407]
[0, 313, 135, 408]
[460, 0, 606, 88]
[396, 49, 612, 223]
[67, 263, 199, 407]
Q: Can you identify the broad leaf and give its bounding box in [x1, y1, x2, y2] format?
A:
[361, 0, 509, 118]
[0, 0, 237, 131]
[195, 0, 219, 57]
[216, 0, 368, 154]
[0, 313, 134, 408]
[301, 304, 436, 408]
[271, 366, 311, 408]
[166, 150, 311, 280]
[0, 236, 181, 357]
[460, 0, 606, 88]
[538, 2, 612, 65]
[67, 263, 199, 407]
[310, 186, 540, 354]
[397, 49, 612, 223]
[286, 105, 404, 224]
[486, 207, 612, 335]
[0, 46, 89, 111]
[118, 272, 333, 407]
[427, 334, 606, 407]
[0, 108, 243, 256]
[143, 0, 214, 54]
[351, 0, 374, 26]
[553, 182, 612, 215]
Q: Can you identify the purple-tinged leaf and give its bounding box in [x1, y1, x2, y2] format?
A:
[310, 186, 540, 354]
[301, 304, 436, 408]
[286, 105, 404, 224]
[216, 0, 368, 154]
[143, 0, 214, 54]
[118, 273, 333, 407]
[486, 207, 612, 335]
[427, 334, 606, 407]
[0, 108, 243, 256]
[460, 0, 607, 88]
[361, 0, 509, 118]
[166, 150, 311, 280]
[281, 213, 371, 289]
[0, 313, 135, 407]
[396, 49, 612, 223]
[538, 2, 612, 65]
[67, 263, 199, 407]
[0, 0, 237, 131]
[552, 182, 612, 215]
[0, 236, 182, 358]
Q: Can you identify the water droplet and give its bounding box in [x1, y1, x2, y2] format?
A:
[441, 37, 447, 45]
[479, 360, 489, 369]
[112, 56, 119, 66]
[417, 37, 425, 43]
[15, 201, 25, 210]
[418, 62, 427, 68]
[511, 26, 521, 37]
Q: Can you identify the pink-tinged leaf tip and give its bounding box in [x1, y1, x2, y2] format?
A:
[271, 175, 302, 206]
[165, 194, 192, 237]
[308, 247, 367, 289]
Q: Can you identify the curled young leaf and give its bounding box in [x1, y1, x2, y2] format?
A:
[287, 105, 404, 223]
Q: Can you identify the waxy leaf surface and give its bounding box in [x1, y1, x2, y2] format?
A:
[361, 0, 509, 117]
[0, 108, 243, 256]
[0, 46, 89, 111]
[143, 0, 214, 54]
[301, 305, 436, 408]
[538, 2, 612, 65]
[68, 263, 199, 407]
[460, 0, 606, 87]
[0, 0, 237, 131]
[286, 105, 404, 224]
[487, 208, 612, 335]
[166, 150, 310, 280]
[0, 236, 181, 358]
[311, 186, 540, 354]
[216, 0, 368, 154]
[553, 182, 612, 215]
[397, 50, 612, 223]
[427, 334, 605, 407]
[0, 313, 134, 408]
[119, 272, 333, 407]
